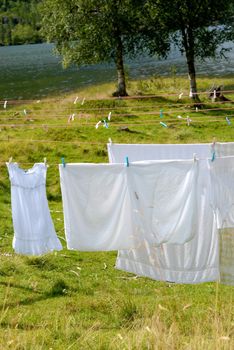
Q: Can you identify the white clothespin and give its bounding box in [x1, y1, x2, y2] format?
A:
[160, 121, 168, 128]
[74, 96, 79, 104]
[68, 113, 75, 123]
[23, 109, 27, 115]
[36, 100, 41, 103]
[186, 116, 192, 126]
[214, 90, 217, 99]
[193, 153, 197, 162]
[189, 91, 193, 98]
[177, 115, 183, 119]
[179, 92, 183, 99]
[196, 107, 198, 112]
[4, 100, 7, 109]
[95, 121, 102, 129]
[81, 97, 85, 105]
[108, 138, 112, 144]
[44, 157, 49, 167]
[8, 157, 12, 163]
[108, 112, 112, 121]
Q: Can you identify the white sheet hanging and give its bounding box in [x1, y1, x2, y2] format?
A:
[7, 162, 62, 256]
[127, 160, 198, 245]
[59, 163, 140, 251]
[59, 161, 197, 251]
[108, 143, 219, 284]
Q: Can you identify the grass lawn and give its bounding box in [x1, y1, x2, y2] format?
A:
[0, 75, 233, 349]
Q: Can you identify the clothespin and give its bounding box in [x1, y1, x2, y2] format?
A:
[177, 115, 183, 119]
[226, 117, 231, 126]
[195, 107, 198, 112]
[189, 91, 193, 98]
[23, 109, 27, 116]
[108, 112, 112, 121]
[160, 121, 167, 128]
[68, 113, 75, 123]
[61, 157, 66, 168]
[160, 109, 163, 118]
[81, 97, 85, 105]
[95, 121, 102, 129]
[211, 138, 216, 162]
[108, 138, 112, 144]
[179, 93, 183, 99]
[193, 153, 197, 162]
[36, 100, 41, 103]
[8, 157, 12, 163]
[125, 156, 129, 167]
[4, 100, 7, 109]
[186, 116, 192, 126]
[74, 96, 79, 104]
[102, 119, 109, 128]
[214, 90, 217, 99]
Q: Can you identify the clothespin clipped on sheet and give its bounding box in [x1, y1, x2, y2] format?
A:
[61, 157, 66, 168]
[160, 121, 168, 128]
[8, 157, 12, 163]
[160, 109, 163, 118]
[74, 96, 79, 104]
[211, 138, 216, 162]
[108, 138, 112, 144]
[125, 156, 129, 167]
[44, 157, 49, 167]
[193, 153, 197, 162]
[108, 112, 112, 121]
[4, 100, 7, 109]
[226, 117, 231, 126]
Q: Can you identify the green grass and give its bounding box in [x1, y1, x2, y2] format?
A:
[0, 75, 233, 349]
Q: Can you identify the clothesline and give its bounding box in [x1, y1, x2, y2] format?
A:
[1, 89, 234, 104]
[0, 118, 233, 129]
[1, 107, 234, 120]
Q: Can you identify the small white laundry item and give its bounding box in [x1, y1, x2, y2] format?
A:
[59, 163, 149, 251]
[7, 163, 62, 256]
[209, 156, 234, 229]
[128, 160, 198, 244]
[108, 143, 219, 284]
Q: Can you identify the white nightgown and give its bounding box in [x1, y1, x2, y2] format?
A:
[7, 162, 62, 255]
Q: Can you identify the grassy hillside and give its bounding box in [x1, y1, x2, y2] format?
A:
[0, 76, 233, 349]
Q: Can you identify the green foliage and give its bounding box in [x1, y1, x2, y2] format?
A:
[0, 0, 42, 45]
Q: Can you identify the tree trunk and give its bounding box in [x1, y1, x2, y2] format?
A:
[112, 35, 128, 97]
[181, 26, 200, 101]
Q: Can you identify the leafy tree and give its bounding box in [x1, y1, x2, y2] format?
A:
[0, 0, 42, 45]
[40, 0, 145, 96]
[144, 0, 234, 100]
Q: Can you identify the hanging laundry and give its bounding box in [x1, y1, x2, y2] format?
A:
[127, 160, 198, 245]
[59, 161, 197, 251]
[7, 162, 62, 256]
[59, 163, 140, 251]
[209, 155, 234, 282]
[108, 143, 219, 284]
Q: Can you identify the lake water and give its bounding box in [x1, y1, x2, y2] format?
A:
[0, 42, 233, 99]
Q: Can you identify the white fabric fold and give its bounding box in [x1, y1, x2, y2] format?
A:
[108, 143, 219, 284]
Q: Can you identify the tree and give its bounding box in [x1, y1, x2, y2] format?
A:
[40, 0, 144, 96]
[144, 0, 234, 100]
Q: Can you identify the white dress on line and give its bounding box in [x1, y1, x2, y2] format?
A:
[7, 162, 62, 255]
